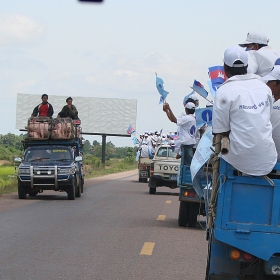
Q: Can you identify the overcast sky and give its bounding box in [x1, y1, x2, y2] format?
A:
[1, 0, 280, 147]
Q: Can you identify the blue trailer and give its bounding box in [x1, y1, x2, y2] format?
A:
[205, 158, 280, 279]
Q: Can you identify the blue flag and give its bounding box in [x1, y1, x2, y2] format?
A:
[159, 95, 165, 105]
[192, 80, 208, 98]
[208, 66, 226, 92]
[132, 136, 139, 145]
[156, 76, 169, 101]
[183, 91, 195, 105]
[195, 107, 213, 128]
[207, 81, 216, 98]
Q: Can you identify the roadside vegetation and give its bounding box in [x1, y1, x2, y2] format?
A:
[0, 133, 138, 196]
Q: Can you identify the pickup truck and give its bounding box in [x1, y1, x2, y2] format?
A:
[14, 117, 84, 200]
[148, 145, 180, 194]
[205, 158, 280, 279]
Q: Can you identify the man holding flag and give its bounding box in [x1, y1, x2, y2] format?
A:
[163, 101, 196, 166]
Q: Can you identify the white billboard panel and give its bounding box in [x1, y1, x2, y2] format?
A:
[16, 93, 137, 135]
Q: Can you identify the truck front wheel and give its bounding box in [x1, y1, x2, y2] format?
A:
[178, 201, 189, 227]
[67, 182, 75, 200]
[18, 181, 26, 199]
[75, 180, 81, 198]
[149, 187, 156, 194]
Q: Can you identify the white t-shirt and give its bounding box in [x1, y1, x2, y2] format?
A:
[176, 113, 196, 146]
[271, 99, 280, 161]
[247, 46, 280, 77]
[213, 73, 277, 176]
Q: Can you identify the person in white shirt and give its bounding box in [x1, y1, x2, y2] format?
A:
[213, 46, 277, 176]
[239, 31, 280, 77]
[163, 102, 196, 166]
[263, 66, 280, 161]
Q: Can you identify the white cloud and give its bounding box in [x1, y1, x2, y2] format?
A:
[0, 14, 45, 46]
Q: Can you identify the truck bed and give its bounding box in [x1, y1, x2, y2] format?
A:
[214, 159, 280, 261]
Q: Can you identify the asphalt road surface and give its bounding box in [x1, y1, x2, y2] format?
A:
[0, 170, 208, 280]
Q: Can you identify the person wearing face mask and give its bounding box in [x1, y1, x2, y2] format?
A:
[239, 31, 280, 77]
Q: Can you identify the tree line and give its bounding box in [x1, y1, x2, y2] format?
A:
[0, 133, 137, 163]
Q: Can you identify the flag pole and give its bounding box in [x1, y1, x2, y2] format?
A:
[190, 86, 214, 104]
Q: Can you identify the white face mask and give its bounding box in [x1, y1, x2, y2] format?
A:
[245, 44, 256, 51]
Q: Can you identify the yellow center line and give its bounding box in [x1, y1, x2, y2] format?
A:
[165, 200, 171, 204]
[140, 242, 155, 255]
[157, 215, 166, 221]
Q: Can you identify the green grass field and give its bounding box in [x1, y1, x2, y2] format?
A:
[0, 166, 17, 195]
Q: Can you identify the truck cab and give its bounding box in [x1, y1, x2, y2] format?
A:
[148, 145, 180, 194]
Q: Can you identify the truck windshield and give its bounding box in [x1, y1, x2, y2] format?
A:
[24, 147, 72, 162]
[157, 147, 177, 158]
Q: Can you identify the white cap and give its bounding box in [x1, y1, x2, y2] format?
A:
[239, 31, 269, 47]
[162, 134, 166, 138]
[224, 46, 248, 67]
[185, 102, 196, 109]
[144, 133, 148, 137]
[262, 66, 280, 81]
[206, 101, 214, 107]
[149, 131, 153, 134]
[189, 93, 199, 101]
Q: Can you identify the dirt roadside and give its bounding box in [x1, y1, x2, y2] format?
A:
[0, 169, 138, 214]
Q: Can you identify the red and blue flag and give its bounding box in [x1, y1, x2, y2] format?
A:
[192, 80, 208, 98]
[208, 66, 226, 91]
[126, 124, 135, 135]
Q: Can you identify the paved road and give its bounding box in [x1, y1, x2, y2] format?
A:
[0, 170, 208, 280]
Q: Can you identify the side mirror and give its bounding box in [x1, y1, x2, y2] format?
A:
[14, 157, 22, 163]
[75, 156, 83, 162]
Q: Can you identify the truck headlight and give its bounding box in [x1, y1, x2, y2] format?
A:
[18, 169, 30, 175]
[58, 167, 76, 175]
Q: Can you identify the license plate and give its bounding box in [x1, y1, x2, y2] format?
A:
[169, 174, 177, 180]
[140, 171, 148, 177]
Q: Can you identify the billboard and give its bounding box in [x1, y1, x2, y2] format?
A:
[16, 93, 137, 135]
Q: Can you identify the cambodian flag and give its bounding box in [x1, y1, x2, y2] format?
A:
[126, 124, 135, 135]
[208, 66, 226, 91]
[192, 80, 208, 98]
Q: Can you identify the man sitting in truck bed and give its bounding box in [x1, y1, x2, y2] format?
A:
[31, 94, 54, 117]
[212, 46, 277, 176]
[57, 97, 79, 120]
